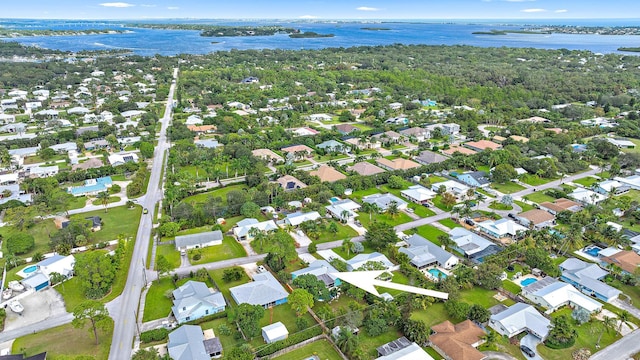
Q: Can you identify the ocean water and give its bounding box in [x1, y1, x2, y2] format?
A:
[1, 19, 640, 56]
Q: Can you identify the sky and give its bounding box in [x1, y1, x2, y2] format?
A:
[2, 0, 639, 20]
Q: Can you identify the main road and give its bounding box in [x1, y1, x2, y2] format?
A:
[108, 68, 178, 360]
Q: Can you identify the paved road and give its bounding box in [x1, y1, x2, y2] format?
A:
[482, 351, 517, 360]
[590, 328, 640, 360]
[0, 314, 73, 343]
[108, 68, 178, 360]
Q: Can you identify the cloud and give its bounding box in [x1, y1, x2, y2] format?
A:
[521, 8, 546, 12]
[299, 15, 319, 19]
[555, 9, 568, 13]
[99, 2, 134, 7]
[140, 4, 156, 7]
[167, 6, 179, 10]
[356, 6, 380, 11]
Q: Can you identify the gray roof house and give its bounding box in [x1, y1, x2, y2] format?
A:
[172, 280, 226, 324]
[559, 258, 621, 303]
[175, 230, 223, 251]
[230, 271, 289, 308]
[399, 234, 459, 270]
[346, 252, 394, 272]
[362, 193, 408, 211]
[167, 325, 210, 360]
[291, 260, 341, 288]
[449, 227, 502, 263]
[488, 303, 550, 340]
[414, 150, 447, 165]
[316, 140, 347, 153]
[376, 337, 433, 360]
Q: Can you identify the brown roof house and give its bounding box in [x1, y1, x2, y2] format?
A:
[430, 320, 486, 360]
[602, 251, 640, 274]
[281, 144, 314, 161]
[376, 158, 420, 171]
[539, 198, 582, 215]
[350, 162, 386, 176]
[334, 123, 359, 135]
[516, 209, 555, 229]
[275, 175, 307, 191]
[464, 140, 502, 152]
[442, 145, 477, 156]
[309, 165, 346, 183]
[252, 148, 284, 164]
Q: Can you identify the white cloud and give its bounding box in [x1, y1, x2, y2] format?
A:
[299, 15, 319, 19]
[167, 6, 179, 10]
[356, 6, 380, 11]
[555, 9, 568, 13]
[521, 8, 546, 12]
[140, 4, 157, 7]
[100, 2, 134, 7]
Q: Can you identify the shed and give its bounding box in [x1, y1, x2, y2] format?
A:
[262, 322, 288, 344]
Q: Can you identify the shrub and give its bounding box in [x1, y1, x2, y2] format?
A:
[7, 233, 34, 255]
[140, 328, 169, 343]
[192, 253, 201, 261]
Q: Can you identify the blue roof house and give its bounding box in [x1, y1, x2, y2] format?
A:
[559, 258, 621, 303]
[68, 176, 113, 197]
[457, 171, 490, 188]
[171, 280, 226, 324]
[316, 140, 347, 153]
[230, 271, 288, 308]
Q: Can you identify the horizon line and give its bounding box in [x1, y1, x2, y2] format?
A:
[2, 17, 640, 21]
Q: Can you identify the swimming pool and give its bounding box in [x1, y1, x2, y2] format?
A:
[329, 197, 341, 203]
[520, 278, 538, 287]
[585, 246, 602, 257]
[428, 268, 447, 279]
[22, 265, 38, 274]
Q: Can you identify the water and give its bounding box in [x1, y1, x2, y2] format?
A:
[520, 277, 538, 287]
[585, 246, 603, 257]
[2, 19, 640, 56]
[22, 265, 38, 274]
[428, 268, 447, 279]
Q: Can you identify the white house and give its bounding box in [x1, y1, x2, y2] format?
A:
[569, 188, 606, 206]
[325, 199, 361, 222]
[362, 193, 408, 211]
[488, 303, 550, 340]
[262, 322, 289, 344]
[346, 252, 394, 271]
[308, 113, 333, 122]
[233, 219, 278, 241]
[284, 211, 321, 227]
[521, 277, 602, 314]
[431, 180, 470, 198]
[175, 230, 223, 252]
[476, 219, 527, 239]
[401, 185, 436, 204]
[108, 152, 139, 166]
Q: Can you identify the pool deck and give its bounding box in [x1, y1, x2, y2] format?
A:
[573, 248, 601, 263]
[511, 274, 541, 288]
[16, 266, 39, 279]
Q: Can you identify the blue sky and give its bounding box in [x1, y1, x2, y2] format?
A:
[2, 0, 639, 19]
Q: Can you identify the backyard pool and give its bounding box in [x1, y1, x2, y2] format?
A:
[584, 245, 603, 257]
[329, 197, 341, 204]
[520, 278, 538, 287]
[428, 268, 448, 279]
[22, 265, 38, 274]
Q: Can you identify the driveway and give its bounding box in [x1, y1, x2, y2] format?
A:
[482, 352, 517, 360]
[520, 334, 543, 360]
[3, 288, 68, 331]
[590, 328, 640, 360]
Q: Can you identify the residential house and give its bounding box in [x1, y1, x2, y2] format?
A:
[252, 149, 284, 164]
[0, 113, 16, 124]
[569, 188, 607, 205]
[0, 352, 47, 360]
[399, 234, 459, 270]
[594, 180, 630, 196]
[431, 180, 470, 198]
[457, 171, 490, 188]
[362, 193, 408, 211]
[84, 139, 109, 151]
[27, 165, 59, 178]
[349, 162, 386, 176]
[488, 303, 550, 340]
[172, 281, 226, 324]
[334, 124, 359, 135]
[290, 127, 319, 137]
[429, 320, 486, 360]
[388, 102, 403, 110]
[521, 277, 602, 314]
[615, 175, 640, 191]
[229, 271, 289, 308]
[72, 158, 105, 171]
[606, 138, 635, 149]
[399, 127, 430, 142]
[187, 125, 217, 134]
[476, 219, 527, 240]
[0, 173, 18, 185]
[326, 199, 361, 222]
[291, 260, 341, 289]
[0, 123, 26, 134]
[185, 115, 203, 126]
[601, 250, 640, 275]
[275, 175, 307, 191]
[376, 337, 433, 360]
[464, 140, 502, 152]
[309, 165, 346, 182]
[262, 322, 288, 344]
[281, 145, 314, 158]
[414, 150, 447, 165]
[21, 254, 76, 291]
[316, 140, 347, 153]
[509, 135, 529, 143]
[538, 198, 582, 215]
[346, 252, 394, 271]
[372, 131, 402, 144]
[233, 219, 278, 241]
[284, 211, 321, 227]
[344, 137, 381, 150]
[194, 139, 221, 149]
[168, 325, 216, 360]
[0, 184, 32, 205]
[440, 123, 460, 136]
[449, 228, 502, 263]
[376, 158, 420, 171]
[49, 142, 77, 154]
[516, 209, 555, 229]
[518, 116, 551, 123]
[559, 258, 621, 302]
[108, 152, 139, 166]
[401, 185, 436, 204]
[442, 146, 476, 156]
[174, 230, 223, 252]
[68, 176, 113, 197]
[308, 113, 333, 122]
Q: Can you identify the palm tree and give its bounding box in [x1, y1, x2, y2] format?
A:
[387, 201, 399, 218]
[340, 210, 351, 223]
[483, 331, 498, 348]
[361, 202, 380, 221]
[342, 238, 353, 257]
[96, 191, 110, 213]
[335, 328, 359, 355]
[618, 310, 630, 333]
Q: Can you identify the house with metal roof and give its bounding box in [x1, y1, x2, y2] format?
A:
[449, 228, 501, 263]
[167, 325, 211, 360]
[346, 252, 394, 271]
[362, 193, 408, 212]
[376, 337, 433, 360]
[232, 219, 278, 241]
[521, 277, 602, 314]
[457, 171, 490, 188]
[559, 258, 621, 302]
[401, 185, 436, 204]
[399, 234, 458, 270]
[316, 139, 347, 153]
[431, 180, 470, 198]
[175, 230, 223, 251]
[325, 199, 361, 222]
[68, 176, 113, 197]
[488, 303, 550, 340]
[284, 211, 321, 227]
[291, 260, 341, 288]
[172, 281, 226, 324]
[229, 271, 288, 308]
[476, 219, 527, 239]
[262, 322, 289, 344]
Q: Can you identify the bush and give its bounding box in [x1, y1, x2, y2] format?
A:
[109, 184, 122, 194]
[192, 253, 201, 261]
[308, 242, 317, 254]
[184, 310, 227, 325]
[223, 267, 244, 282]
[7, 233, 35, 255]
[218, 323, 232, 336]
[140, 328, 169, 343]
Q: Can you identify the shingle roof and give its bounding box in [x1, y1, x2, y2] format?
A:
[229, 272, 289, 306]
[400, 234, 457, 268]
[309, 165, 346, 182]
[175, 231, 223, 249]
[168, 325, 209, 360]
[430, 320, 486, 360]
[350, 162, 386, 176]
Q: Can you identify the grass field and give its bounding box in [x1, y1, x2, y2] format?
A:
[489, 201, 513, 211]
[0, 219, 57, 260]
[439, 218, 461, 229]
[188, 236, 247, 264]
[156, 244, 181, 269]
[573, 176, 599, 187]
[313, 221, 359, 243]
[273, 340, 342, 360]
[209, 267, 251, 300]
[514, 200, 535, 212]
[358, 211, 412, 228]
[525, 191, 557, 204]
[520, 174, 554, 186]
[502, 280, 522, 295]
[142, 277, 175, 321]
[181, 184, 245, 205]
[411, 225, 447, 245]
[90, 196, 121, 206]
[69, 205, 142, 242]
[13, 320, 113, 360]
[407, 203, 436, 218]
[491, 181, 526, 194]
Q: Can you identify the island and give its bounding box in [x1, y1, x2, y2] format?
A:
[474, 26, 640, 36]
[618, 47, 640, 52]
[472, 29, 550, 35]
[289, 31, 334, 38]
[0, 29, 128, 38]
[361, 27, 392, 31]
[127, 24, 298, 37]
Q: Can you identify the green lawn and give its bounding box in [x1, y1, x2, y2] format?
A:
[156, 244, 181, 269]
[143, 277, 175, 321]
[490, 181, 526, 194]
[439, 218, 461, 229]
[432, 195, 455, 211]
[198, 317, 245, 354]
[458, 287, 500, 308]
[55, 277, 86, 312]
[597, 171, 611, 179]
[502, 280, 522, 295]
[181, 184, 245, 205]
[0, 219, 58, 260]
[514, 200, 535, 212]
[69, 196, 88, 210]
[273, 340, 342, 360]
[407, 203, 436, 218]
[411, 225, 447, 245]
[573, 176, 599, 187]
[358, 211, 412, 229]
[525, 191, 557, 204]
[623, 190, 640, 204]
[428, 175, 447, 183]
[209, 267, 251, 300]
[188, 236, 247, 265]
[256, 305, 312, 343]
[333, 242, 377, 260]
[411, 303, 450, 328]
[350, 187, 382, 202]
[313, 221, 359, 243]
[489, 201, 513, 211]
[69, 205, 142, 242]
[90, 196, 121, 206]
[13, 320, 113, 360]
[359, 329, 405, 358]
[520, 174, 553, 186]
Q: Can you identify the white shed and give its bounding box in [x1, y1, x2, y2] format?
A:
[262, 322, 288, 344]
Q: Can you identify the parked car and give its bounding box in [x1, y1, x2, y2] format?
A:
[520, 345, 535, 358]
[465, 218, 475, 226]
[406, 208, 414, 213]
[508, 213, 516, 219]
[143, 208, 149, 214]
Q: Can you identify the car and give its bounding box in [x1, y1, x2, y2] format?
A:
[406, 208, 414, 213]
[143, 208, 148, 214]
[422, 203, 431, 208]
[520, 345, 535, 357]
[508, 213, 516, 219]
[465, 218, 475, 226]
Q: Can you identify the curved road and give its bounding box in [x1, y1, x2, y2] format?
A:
[107, 68, 178, 360]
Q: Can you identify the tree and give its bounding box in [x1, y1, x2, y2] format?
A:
[240, 201, 261, 218]
[387, 175, 404, 189]
[139, 141, 154, 159]
[132, 348, 160, 360]
[288, 288, 314, 316]
[492, 163, 517, 184]
[156, 255, 171, 279]
[474, 263, 502, 290]
[360, 202, 380, 221]
[293, 274, 330, 301]
[445, 301, 470, 321]
[158, 222, 181, 237]
[546, 315, 577, 348]
[234, 303, 265, 338]
[75, 251, 116, 299]
[467, 304, 491, 323]
[335, 327, 359, 355]
[364, 221, 399, 251]
[572, 307, 591, 325]
[403, 319, 429, 345]
[6, 233, 34, 255]
[386, 201, 399, 218]
[38, 147, 56, 161]
[226, 346, 254, 360]
[96, 191, 110, 213]
[72, 301, 111, 345]
[501, 194, 514, 207]
[351, 241, 364, 253]
[223, 267, 245, 282]
[441, 192, 457, 209]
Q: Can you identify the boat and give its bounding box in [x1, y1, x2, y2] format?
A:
[9, 300, 23, 315]
[2, 288, 11, 300]
[8, 281, 24, 292]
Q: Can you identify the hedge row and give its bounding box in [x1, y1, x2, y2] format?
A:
[255, 326, 323, 357]
[185, 310, 228, 325]
[140, 328, 169, 343]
